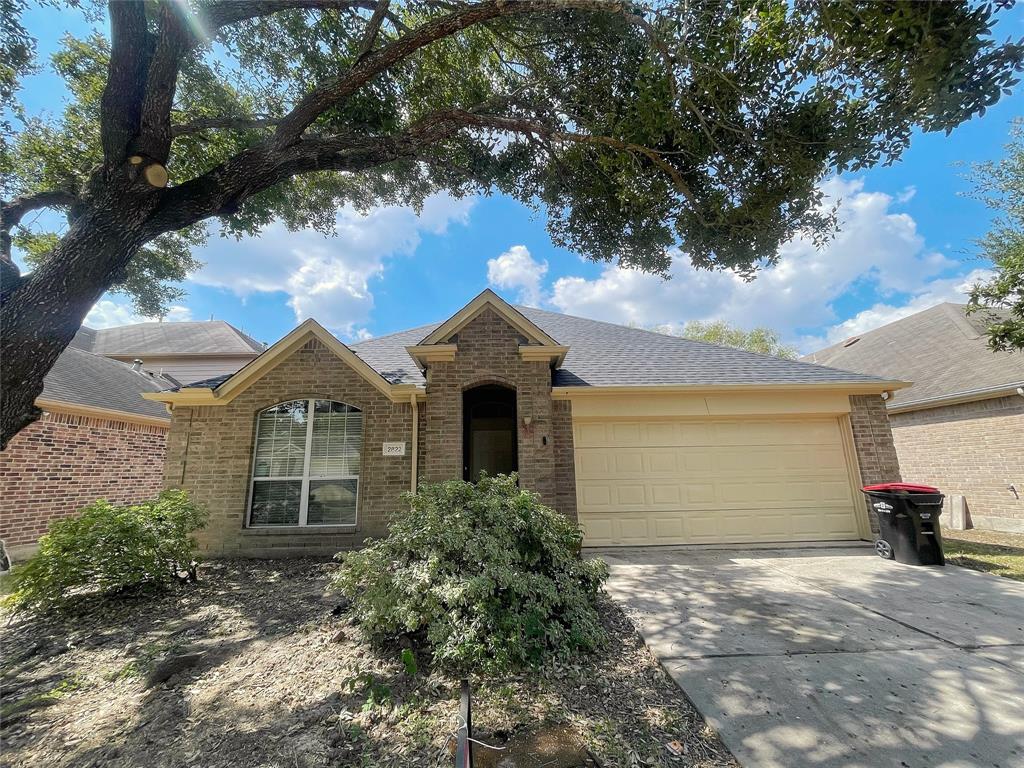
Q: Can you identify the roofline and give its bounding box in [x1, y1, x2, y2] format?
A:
[552, 381, 910, 398]
[103, 352, 261, 359]
[142, 319, 427, 407]
[886, 382, 1024, 414]
[418, 289, 562, 348]
[36, 398, 171, 428]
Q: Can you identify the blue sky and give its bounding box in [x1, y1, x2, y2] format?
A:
[12, 2, 1024, 352]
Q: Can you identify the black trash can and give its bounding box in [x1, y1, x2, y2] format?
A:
[862, 483, 945, 566]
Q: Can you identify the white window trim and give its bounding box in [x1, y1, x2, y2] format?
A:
[247, 398, 361, 528]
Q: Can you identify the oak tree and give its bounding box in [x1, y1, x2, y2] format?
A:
[2, 0, 1021, 446]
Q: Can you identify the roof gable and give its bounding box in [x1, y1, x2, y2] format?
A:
[145, 319, 415, 406]
[418, 289, 560, 347]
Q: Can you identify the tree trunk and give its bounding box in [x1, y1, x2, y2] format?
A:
[0, 198, 150, 450]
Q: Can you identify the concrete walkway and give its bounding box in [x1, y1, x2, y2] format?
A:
[598, 546, 1024, 768]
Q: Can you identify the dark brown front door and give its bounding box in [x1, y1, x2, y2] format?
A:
[463, 384, 517, 481]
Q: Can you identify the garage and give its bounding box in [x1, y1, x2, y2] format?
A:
[573, 410, 866, 547]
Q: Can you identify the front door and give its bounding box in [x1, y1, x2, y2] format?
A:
[463, 385, 518, 480]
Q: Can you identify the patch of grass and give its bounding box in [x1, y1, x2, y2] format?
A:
[944, 530, 1024, 581]
[0, 675, 85, 721]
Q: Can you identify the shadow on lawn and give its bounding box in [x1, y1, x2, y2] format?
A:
[2, 556, 736, 768]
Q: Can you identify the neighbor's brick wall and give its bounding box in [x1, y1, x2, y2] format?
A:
[421, 308, 565, 512]
[848, 394, 902, 533]
[164, 338, 414, 557]
[0, 411, 168, 551]
[890, 395, 1024, 532]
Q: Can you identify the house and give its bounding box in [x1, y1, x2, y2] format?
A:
[0, 348, 175, 559]
[804, 303, 1024, 533]
[145, 290, 906, 558]
[0, 320, 265, 560]
[70, 320, 265, 385]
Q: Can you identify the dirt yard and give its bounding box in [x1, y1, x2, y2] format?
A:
[0, 559, 736, 768]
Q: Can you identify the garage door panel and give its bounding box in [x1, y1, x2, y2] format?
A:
[576, 415, 861, 546]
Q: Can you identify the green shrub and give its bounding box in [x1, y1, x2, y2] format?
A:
[3, 490, 206, 612]
[332, 474, 608, 674]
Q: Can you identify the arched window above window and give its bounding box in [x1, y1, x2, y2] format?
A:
[249, 399, 362, 527]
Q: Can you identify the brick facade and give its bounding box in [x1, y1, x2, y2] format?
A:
[848, 394, 903, 533]
[164, 338, 415, 557]
[889, 395, 1024, 532]
[421, 308, 561, 509]
[0, 411, 168, 555]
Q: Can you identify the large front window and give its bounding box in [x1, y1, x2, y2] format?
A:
[249, 399, 362, 527]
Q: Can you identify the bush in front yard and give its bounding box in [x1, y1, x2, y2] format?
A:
[332, 474, 608, 674]
[3, 490, 207, 612]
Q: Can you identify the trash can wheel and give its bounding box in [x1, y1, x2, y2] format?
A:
[875, 539, 894, 559]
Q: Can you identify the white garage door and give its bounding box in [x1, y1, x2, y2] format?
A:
[575, 417, 862, 546]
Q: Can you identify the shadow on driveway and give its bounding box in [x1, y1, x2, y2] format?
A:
[596, 546, 1024, 768]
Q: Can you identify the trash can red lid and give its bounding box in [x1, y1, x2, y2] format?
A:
[862, 482, 940, 493]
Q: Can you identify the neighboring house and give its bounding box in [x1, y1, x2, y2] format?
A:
[0, 320, 265, 559]
[0, 348, 174, 559]
[71, 320, 265, 384]
[147, 290, 905, 558]
[804, 303, 1024, 533]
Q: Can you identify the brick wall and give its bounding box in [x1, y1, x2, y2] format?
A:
[889, 395, 1024, 532]
[420, 308, 565, 511]
[848, 394, 902, 533]
[0, 411, 168, 554]
[552, 399, 577, 522]
[164, 338, 414, 557]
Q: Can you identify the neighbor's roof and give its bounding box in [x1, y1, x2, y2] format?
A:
[41, 347, 176, 420]
[71, 320, 265, 356]
[802, 303, 1024, 409]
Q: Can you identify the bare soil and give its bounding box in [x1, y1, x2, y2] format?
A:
[1, 559, 736, 768]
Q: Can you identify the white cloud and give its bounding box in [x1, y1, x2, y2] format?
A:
[85, 299, 192, 328]
[487, 245, 549, 306]
[190, 193, 474, 339]
[549, 177, 963, 351]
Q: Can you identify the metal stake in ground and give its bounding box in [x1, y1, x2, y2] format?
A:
[456, 679, 472, 768]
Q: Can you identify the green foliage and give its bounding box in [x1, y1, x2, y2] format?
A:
[663, 319, 798, 359]
[332, 474, 608, 675]
[968, 119, 1024, 352]
[3, 0, 1022, 308]
[3, 490, 207, 613]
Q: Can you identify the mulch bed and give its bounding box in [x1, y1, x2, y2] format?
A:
[1, 559, 736, 768]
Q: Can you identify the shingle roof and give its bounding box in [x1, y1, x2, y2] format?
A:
[346, 305, 890, 388]
[41, 347, 175, 420]
[802, 303, 1024, 408]
[170, 303, 895, 392]
[72, 320, 265, 356]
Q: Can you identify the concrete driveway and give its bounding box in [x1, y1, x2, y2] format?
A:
[599, 546, 1024, 768]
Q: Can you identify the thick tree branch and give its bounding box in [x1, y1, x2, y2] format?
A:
[100, 0, 151, 163]
[272, 0, 625, 147]
[135, 2, 194, 163]
[0, 190, 81, 265]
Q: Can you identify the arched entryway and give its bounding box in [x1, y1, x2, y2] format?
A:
[463, 384, 517, 481]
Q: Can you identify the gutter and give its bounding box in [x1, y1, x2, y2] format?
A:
[886, 382, 1024, 414]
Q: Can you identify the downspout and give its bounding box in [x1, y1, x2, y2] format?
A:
[410, 393, 419, 493]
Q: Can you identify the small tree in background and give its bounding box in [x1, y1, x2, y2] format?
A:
[332, 475, 608, 675]
[660, 319, 798, 359]
[968, 120, 1024, 352]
